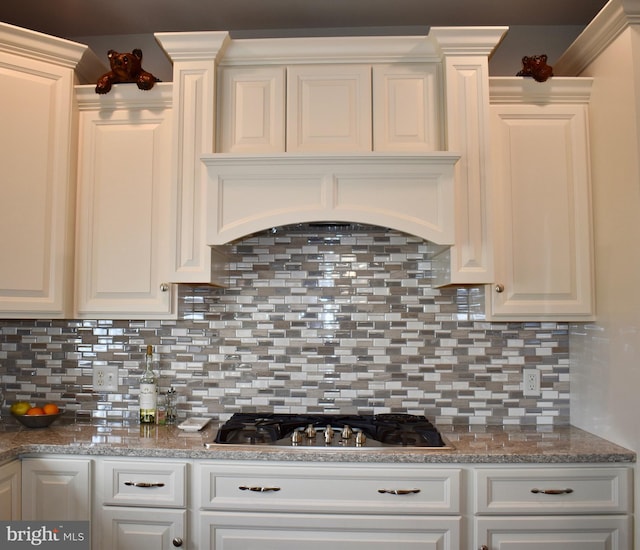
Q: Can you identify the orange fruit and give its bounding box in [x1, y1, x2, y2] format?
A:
[43, 403, 59, 415]
[26, 407, 45, 416]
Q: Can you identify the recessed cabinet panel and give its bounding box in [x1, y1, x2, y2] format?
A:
[489, 103, 594, 320]
[75, 96, 175, 319]
[476, 516, 630, 550]
[475, 467, 631, 514]
[100, 506, 186, 550]
[372, 64, 441, 151]
[218, 66, 285, 153]
[202, 512, 461, 550]
[22, 458, 91, 521]
[287, 65, 372, 152]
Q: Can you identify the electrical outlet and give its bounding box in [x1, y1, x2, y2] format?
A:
[523, 369, 541, 396]
[93, 365, 119, 392]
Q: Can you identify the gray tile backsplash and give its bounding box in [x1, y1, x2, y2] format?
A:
[0, 224, 569, 425]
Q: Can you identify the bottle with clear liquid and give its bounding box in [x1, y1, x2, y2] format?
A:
[139, 344, 157, 424]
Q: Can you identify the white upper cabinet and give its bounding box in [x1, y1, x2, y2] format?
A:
[218, 66, 286, 153]
[287, 64, 372, 152]
[75, 84, 176, 319]
[372, 63, 442, 152]
[0, 23, 102, 319]
[487, 78, 595, 321]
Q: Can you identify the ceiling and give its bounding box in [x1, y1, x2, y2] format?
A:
[0, 0, 608, 40]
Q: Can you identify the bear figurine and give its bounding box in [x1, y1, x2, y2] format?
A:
[95, 49, 159, 94]
[516, 54, 554, 83]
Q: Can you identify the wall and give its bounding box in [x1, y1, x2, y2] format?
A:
[555, 2, 640, 548]
[72, 25, 584, 83]
[0, 225, 569, 426]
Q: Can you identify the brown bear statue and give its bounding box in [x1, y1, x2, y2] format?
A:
[516, 54, 554, 83]
[95, 49, 159, 94]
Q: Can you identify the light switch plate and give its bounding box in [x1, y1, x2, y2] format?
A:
[93, 365, 119, 392]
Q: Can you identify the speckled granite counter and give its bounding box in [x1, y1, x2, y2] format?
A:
[0, 416, 635, 464]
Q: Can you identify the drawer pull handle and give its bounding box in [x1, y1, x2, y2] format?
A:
[378, 488, 421, 495]
[239, 486, 281, 492]
[124, 481, 166, 488]
[530, 488, 574, 495]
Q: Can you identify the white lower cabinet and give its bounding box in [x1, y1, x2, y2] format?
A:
[473, 466, 632, 550]
[21, 457, 92, 521]
[200, 512, 459, 550]
[0, 460, 21, 520]
[95, 458, 188, 550]
[195, 461, 461, 550]
[99, 507, 186, 550]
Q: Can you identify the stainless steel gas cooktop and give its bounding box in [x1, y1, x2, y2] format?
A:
[207, 413, 451, 450]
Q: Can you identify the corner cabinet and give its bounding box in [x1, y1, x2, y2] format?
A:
[487, 78, 595, 321]
[75, 84, 177, 319]
[0, 23, 102, 319]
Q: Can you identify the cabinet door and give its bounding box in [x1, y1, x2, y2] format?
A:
[372, 63, 441, 152]
[287, 64, 372, 152]
[0, 48, 77, 318]
[476, 516, 631, 550]
[75, 93, 175, 319]
[218, 66, 285, 153]
[0, 460, 21, 520]
[99, 506, 186, 550]
[21, 458, 91, 521]
[201, 512, 460, 550]
[488, 103, 594, 321]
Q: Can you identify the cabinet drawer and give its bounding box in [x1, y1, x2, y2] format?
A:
[198, 462, 461, 514]
[99, 459, 187, 508]
[475, 467, 632, 514]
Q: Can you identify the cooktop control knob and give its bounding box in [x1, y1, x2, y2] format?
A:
[341, 425, 353, 439]
[324, 425, 334, 443]
[291, 430, 303, 445]
[304, 424, 316, 438]
[355, 431, 366, 446]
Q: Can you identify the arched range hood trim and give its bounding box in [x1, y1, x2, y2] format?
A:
[201, 152, 460, 246]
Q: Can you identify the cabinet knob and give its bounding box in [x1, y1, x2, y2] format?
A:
[480, 546, 489, 550]
[172, 537, 183, 547]
[494, 283, 505, 293]
[160, 283, 170, 292]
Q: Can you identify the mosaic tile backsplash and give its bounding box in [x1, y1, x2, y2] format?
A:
[0, 225, 569, 426]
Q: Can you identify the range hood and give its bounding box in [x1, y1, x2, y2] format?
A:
[201, 152, 460, 246]
[156, 28, 505, 285]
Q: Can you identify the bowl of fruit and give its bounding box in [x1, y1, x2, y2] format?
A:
[10, 401, 62, 428]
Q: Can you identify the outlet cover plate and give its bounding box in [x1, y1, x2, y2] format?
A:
[523, 369, 541, 396]
[93, 365, 119, 392]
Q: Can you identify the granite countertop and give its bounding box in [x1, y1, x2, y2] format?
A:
[0, 415, 635, 464]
